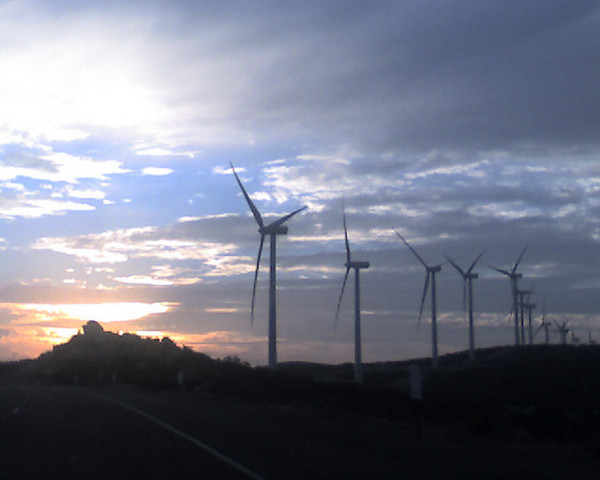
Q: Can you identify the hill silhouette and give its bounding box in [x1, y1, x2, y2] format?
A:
[1, 321, 251, 391]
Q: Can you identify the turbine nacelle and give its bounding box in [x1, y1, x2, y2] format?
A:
[427, 265, 442, 274]
[346, 260, 370, 270]
[260, 224, 289, 236]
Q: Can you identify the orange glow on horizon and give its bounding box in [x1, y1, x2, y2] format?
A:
[2, 302, 175, 324]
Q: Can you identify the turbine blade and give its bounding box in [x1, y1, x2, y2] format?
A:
[343, 210, 351, 263]
[535, 322, 544, 336]
[395, 230, 428, 268]
[512, 247, 527, 274]
[542, 296, 546, 322]
[466, 250, 485, 274]
[230, 162, 264, 228]
[505, 303, 514, 323]
[491, 266, 511, 276]
[334, 267, 351, 331]
[418, 272, 430, 326]
[250, 234, 265, 325]
[266, 205, 308, 229]
[444, 254, 465, 276]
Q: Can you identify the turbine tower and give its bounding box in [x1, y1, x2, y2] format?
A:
[396, 231, 442, 370]
[588, 328, 596, 345]
[521, 291, 536, 346]
[517, 289, 534, 345]
[491, 248, 526, 347]
[230, 163, 307, 369]
[335, 209, 370, 384]
[445, 251, 484, 361]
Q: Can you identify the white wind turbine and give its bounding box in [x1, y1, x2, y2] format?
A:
[491, 248, 526, 347]
[230, 163, 307, 369]
[396, 231, 442, 370]
[445, 251, 484, 361]
[335, 209, 370, 384]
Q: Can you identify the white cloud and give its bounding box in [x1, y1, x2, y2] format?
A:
[141, 167, 174, 176]
[135, 147, 196, 158]
[0, 198, 95, 219]
[114, 275, 174, 286]
[0, 150, 128, 184]
[66, 188, 106, 200]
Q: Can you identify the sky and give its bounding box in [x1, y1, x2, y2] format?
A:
[1, 0, 600, 365]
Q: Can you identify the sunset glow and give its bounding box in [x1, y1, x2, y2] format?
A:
[3, 302, 173, 324]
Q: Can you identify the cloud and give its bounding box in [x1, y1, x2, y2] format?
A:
[135, 147, 196, 158]
[141, 167, 174, 176]
[64, 187, 106, 200]
[0, 197, 95, 219]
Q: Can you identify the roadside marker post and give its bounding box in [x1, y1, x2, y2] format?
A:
[409, 364, 423, 440]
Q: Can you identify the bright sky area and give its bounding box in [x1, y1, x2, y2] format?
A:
[1, 1, 600, 364]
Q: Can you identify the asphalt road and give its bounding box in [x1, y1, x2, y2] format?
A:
[1, 385, 596, 479]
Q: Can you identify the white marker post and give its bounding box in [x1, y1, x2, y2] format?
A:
[409, 364, 423, 440]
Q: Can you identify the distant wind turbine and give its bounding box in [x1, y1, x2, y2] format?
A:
[555, 320, 570, 345]
[445, 251, 484, 361]
[588, 328, 596, 345]
[491, 248, 526, 347]
[396, 231, 442, 370]
[230, 163, 307, 369]
[534, 298, 551, 345]
[335, 209, 370, 384]
[571, 329, 580, 346]
[521, 291, 536, 346]
[518, 289, 534, 346]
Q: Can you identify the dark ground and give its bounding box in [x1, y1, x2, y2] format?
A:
[1, 382, 598, 479]
[1, 334, 600, 479]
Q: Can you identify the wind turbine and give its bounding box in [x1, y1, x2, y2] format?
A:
[396, 231, 442, 370]
[518, 289, 534, 345]
[335, 209, 370, 384]
[555, 320, 569, 345]
[534, 298, 551, 345]
[571, 329, 580, 346]
[491, 248, 526, 347]
[445, 251, 484, 361]
[521, 291, 536, 346]
[588, 328, 596, 345]
[230, 163, 307, 369]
